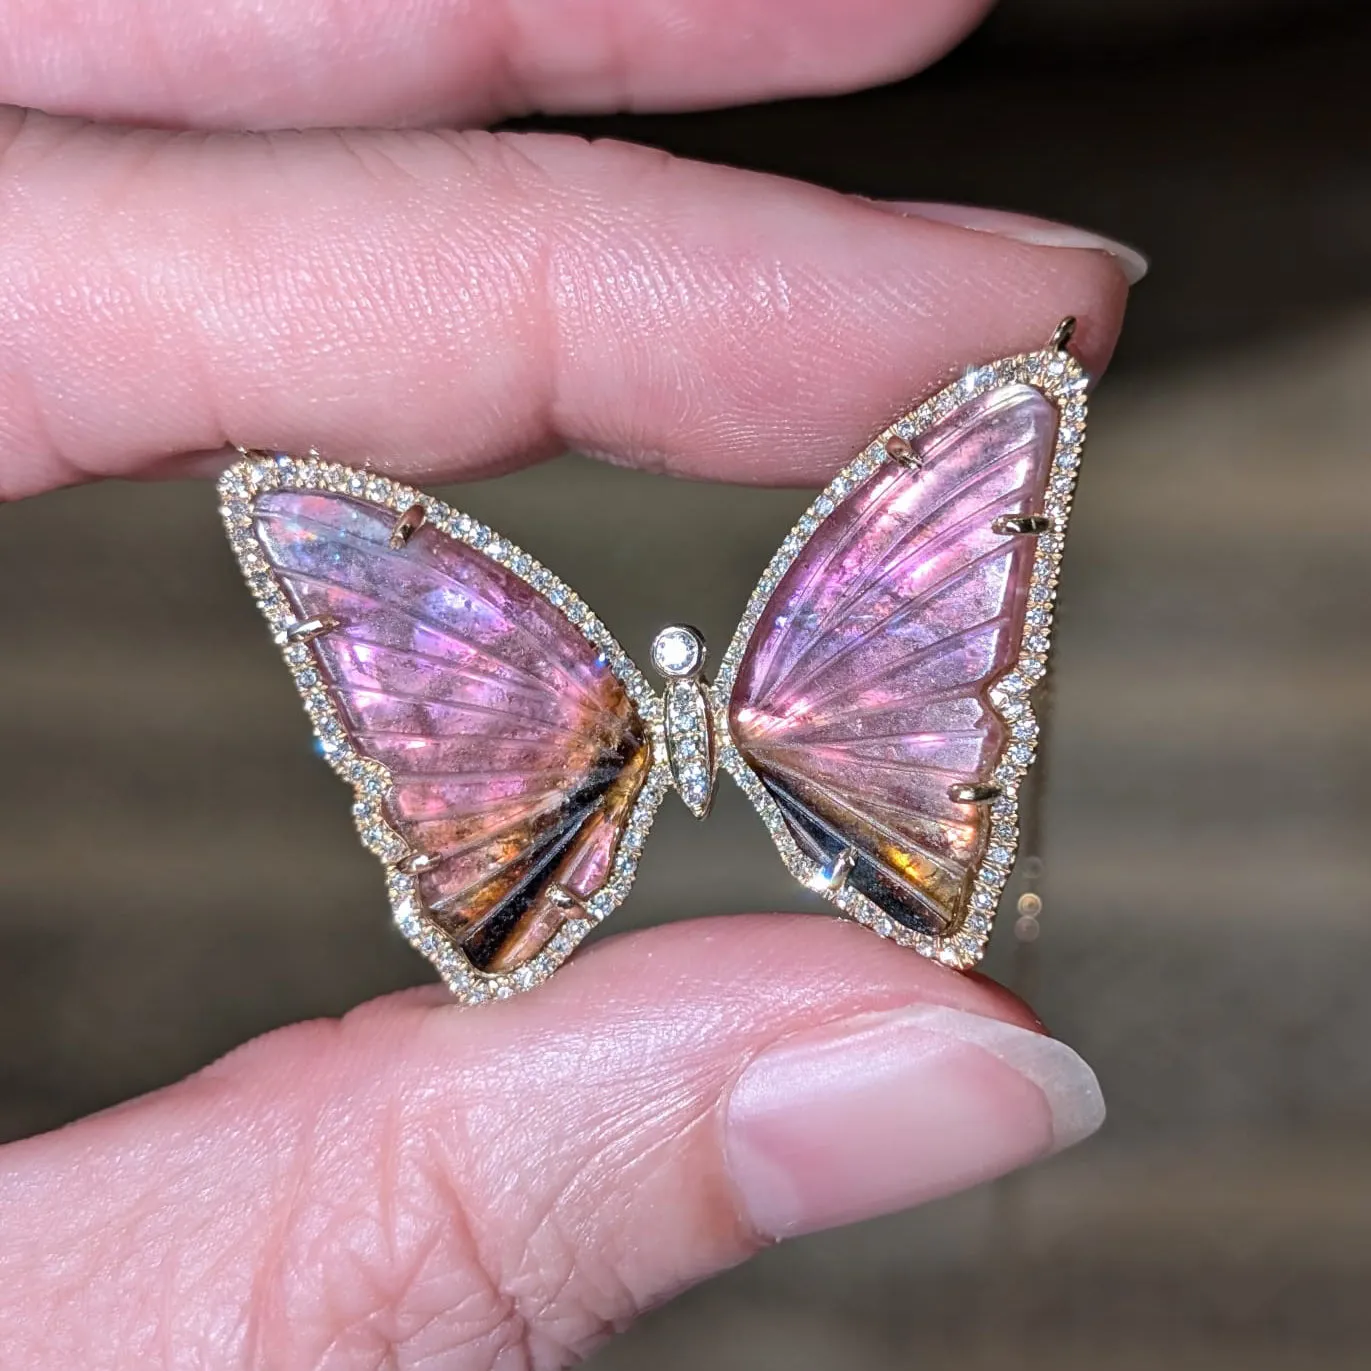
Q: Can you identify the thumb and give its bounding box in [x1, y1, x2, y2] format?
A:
[0, 915, 1103, 1370]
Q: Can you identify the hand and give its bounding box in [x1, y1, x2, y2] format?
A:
[0, 2, 1135, 1366]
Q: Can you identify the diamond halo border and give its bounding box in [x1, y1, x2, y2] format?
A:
[709, 344, 1091, 971]
[217, 455, 671, 1005]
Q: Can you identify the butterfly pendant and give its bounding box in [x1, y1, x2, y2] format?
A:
[220, 321, 1089, 1003]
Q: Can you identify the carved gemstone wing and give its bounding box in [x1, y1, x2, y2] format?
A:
[727, 384, 1060, 937]
[249, 490, 650, 973]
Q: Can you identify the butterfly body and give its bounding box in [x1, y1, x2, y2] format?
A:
[651, 625, 718, 820]
[221, 330, 1089, 1002]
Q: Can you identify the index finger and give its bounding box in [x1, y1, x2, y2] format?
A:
[0, 0, 992, 130]
[0, 118, 1132, 501]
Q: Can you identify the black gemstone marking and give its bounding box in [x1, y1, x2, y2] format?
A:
[451, 728, 645, 971]
[759, 777, 950, 937]
[458, 816, 590, 971]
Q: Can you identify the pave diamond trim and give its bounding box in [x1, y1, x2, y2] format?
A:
[711, 345, 1090, 970]
[663, 679, 716, 818]
[219, 455, 669, 1004]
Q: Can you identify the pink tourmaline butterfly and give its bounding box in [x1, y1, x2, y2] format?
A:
[220, 322, 1089, 1003]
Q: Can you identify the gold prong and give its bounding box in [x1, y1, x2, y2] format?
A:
[546, 884, 580, 910]
[883, 435, 915, 465]
[948, 782, 1002, 805]
[389, 503, 427, 549]
[1050, 316, 1077, 352]
[992, 514, 1053, 536]
[813, 846, 858, 894]
[398, 852, 436, 875]
[285, 615, 340, 643]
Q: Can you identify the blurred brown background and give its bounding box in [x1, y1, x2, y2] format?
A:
[2, 1, 1369, 1367]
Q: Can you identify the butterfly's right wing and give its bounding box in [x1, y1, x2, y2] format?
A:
[220, 459, 668, 1000]
[716, 346, 1088, 969]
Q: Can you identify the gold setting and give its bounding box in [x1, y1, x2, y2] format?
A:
[221, 320, 1090, 995]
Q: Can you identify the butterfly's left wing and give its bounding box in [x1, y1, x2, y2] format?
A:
[715, 342, 1089, 969]
[219, 457, 669, 1001]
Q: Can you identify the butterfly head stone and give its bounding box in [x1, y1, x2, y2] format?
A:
[220, 322, 1089, 1003]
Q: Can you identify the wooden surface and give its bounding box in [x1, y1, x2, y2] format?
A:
[1, 6, 1368, 1367]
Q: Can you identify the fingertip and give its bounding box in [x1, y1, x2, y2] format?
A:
[724, 1002, 1101, 1238]
[876, 200, 1150, 287]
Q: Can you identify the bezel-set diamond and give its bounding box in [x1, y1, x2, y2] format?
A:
[651, 624, 706, 679]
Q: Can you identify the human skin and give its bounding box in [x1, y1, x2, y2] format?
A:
[0, 2, 1139, 1366]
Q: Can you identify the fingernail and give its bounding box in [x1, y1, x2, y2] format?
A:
[725, 1004, 1104, 1239]
[877, 200, 1149, 285]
